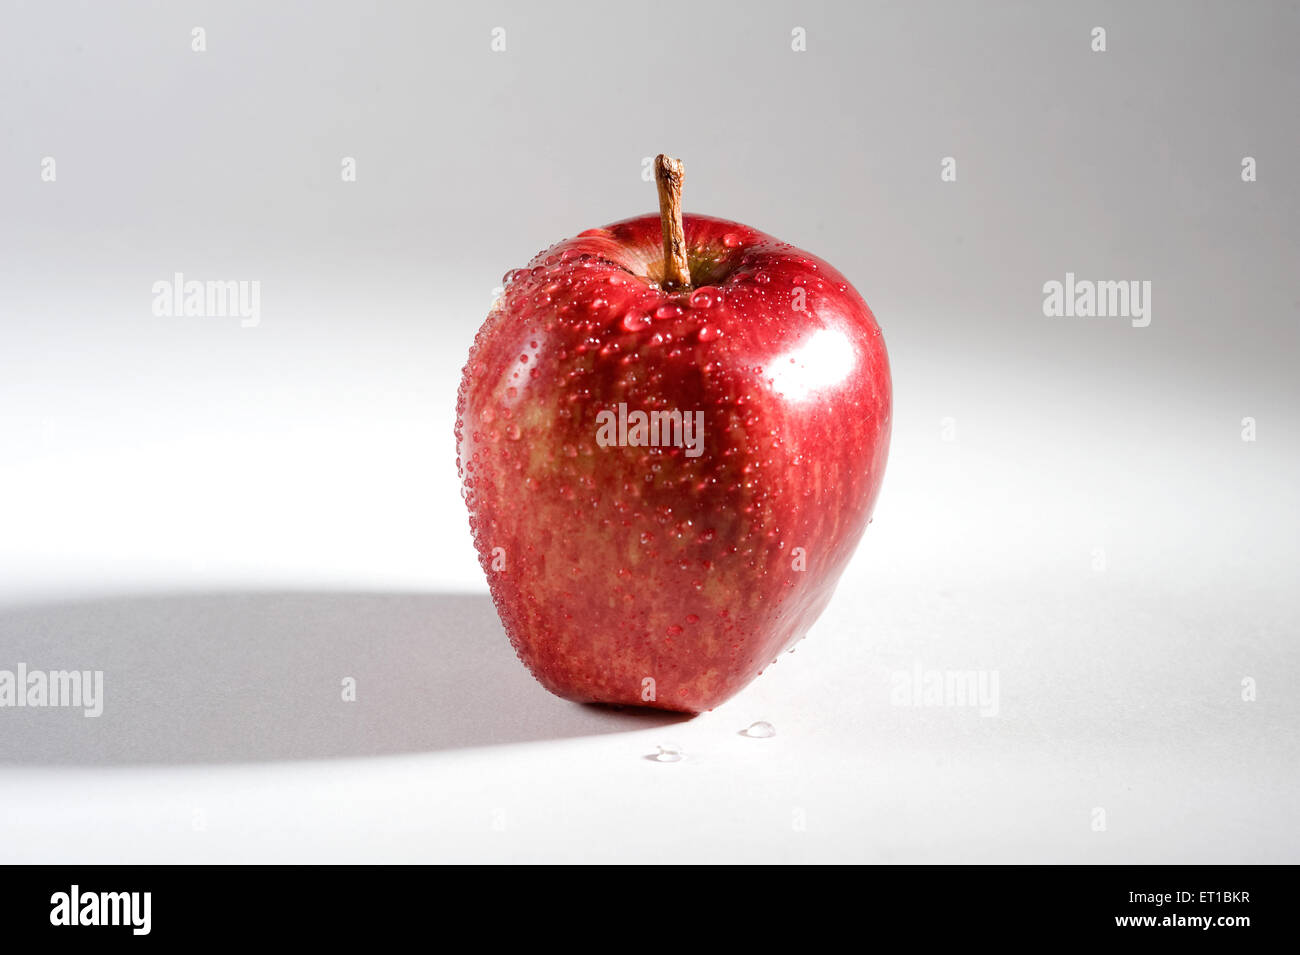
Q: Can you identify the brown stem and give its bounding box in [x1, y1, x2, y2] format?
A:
[654, 154, 691, 289]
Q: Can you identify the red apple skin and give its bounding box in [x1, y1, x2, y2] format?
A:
[456, 213, 890, 714]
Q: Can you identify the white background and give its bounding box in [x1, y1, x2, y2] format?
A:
[1, 1, 1297, 862]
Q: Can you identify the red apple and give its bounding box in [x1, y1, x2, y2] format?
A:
[456, 156, 890, 713]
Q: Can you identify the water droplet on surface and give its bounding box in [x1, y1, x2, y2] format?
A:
[697, 325, 721, 343]
[686, 614, 699, 624]
[754, 271, 771, 285]
[654, 744, 684, 763]
[655, 304, 684, 321]
[666, 624, 683, 636]
[743, 721, 776, 739]
[505, 425, 521, 441]
[722, 233, 741, 248]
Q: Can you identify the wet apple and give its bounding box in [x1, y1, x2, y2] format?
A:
[456, 156, 891, 713]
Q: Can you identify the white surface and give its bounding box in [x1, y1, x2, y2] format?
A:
[0, 329, 1295, 863]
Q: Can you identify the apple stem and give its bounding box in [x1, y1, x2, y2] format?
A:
[654, 154, 692, 290]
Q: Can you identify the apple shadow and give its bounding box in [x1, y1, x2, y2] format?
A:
[0, 590, 688, 766]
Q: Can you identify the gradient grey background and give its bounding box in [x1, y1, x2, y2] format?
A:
[0, 1, 1296, 863]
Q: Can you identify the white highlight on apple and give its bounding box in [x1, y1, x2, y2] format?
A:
[768, 328, 856, 401]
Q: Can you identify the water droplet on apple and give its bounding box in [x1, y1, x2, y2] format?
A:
[722, 233, 741, 248]
[697, 325, 721, 343]
[666, 624, 683, 636]
[688, 286, 719, 309]
[686, 614, 699, 624]
[754, 271, 771, 285]
[655, 304, 684, 321]
[743, 721, 776, 739]
[654, 744, 684, 763]
[621, 311, 649, 332]
[505, 425, 521, 441]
